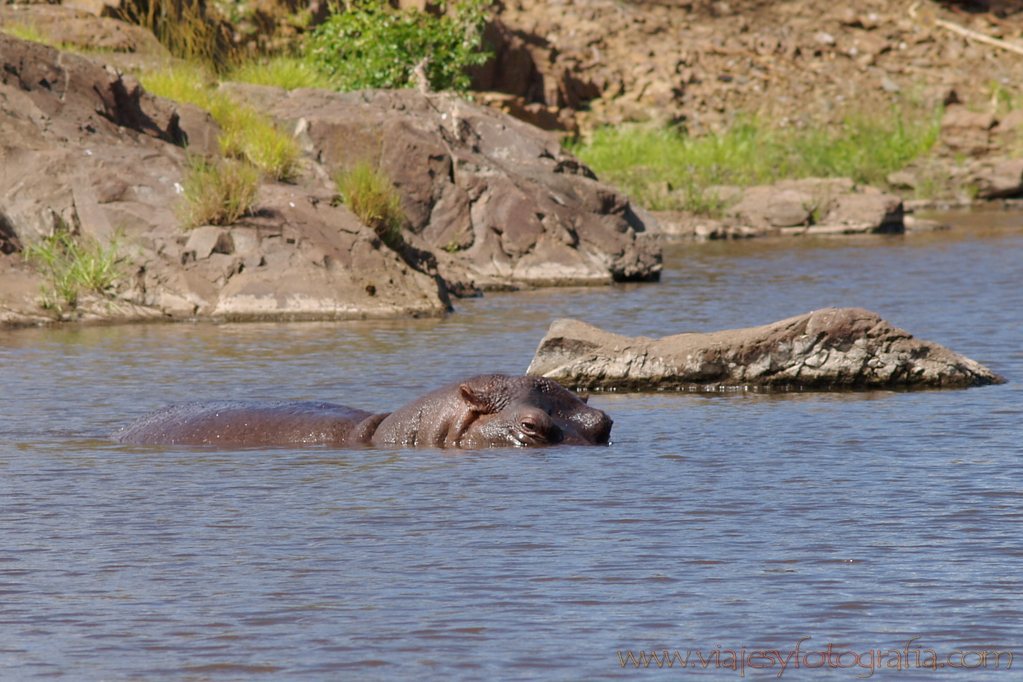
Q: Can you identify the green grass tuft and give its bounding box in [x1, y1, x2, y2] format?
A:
[178, 156, 261, 229]
[23, 230, 127, 312]
[140, 66, 302, 181]
[227, 57, 337, 91]
[335, 162, 405, 249]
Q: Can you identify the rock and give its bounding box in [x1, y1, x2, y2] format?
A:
[813, 192, 904, 234]
[971, 158, 1023, 199]
[992, 109, 1023, 139]
[903, 215, 950, 232]
[0, 34, 450, 324]
[221, 84, 661, 290]
[0, 5, 169, 57]
[727, 186, 813, 228]
[887, 170, 918, 190]
[941, 105, 996, 155]
[526, 309, 1006, 391]
[2, 33, 663, 326]
[183, 226, 233, 261]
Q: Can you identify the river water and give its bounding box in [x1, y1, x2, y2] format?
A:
[2, 211, 1022, 681]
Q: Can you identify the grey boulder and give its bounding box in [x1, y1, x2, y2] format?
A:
[527, 308, 1005, 390]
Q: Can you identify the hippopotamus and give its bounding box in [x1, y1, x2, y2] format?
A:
[114, 374, 613, 449]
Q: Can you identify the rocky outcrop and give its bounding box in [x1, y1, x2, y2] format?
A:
[0, 33, 660, 326]
[219, 83, 661, 290]
[648, 178, 916, 239]
[526, 309, 1006, 390]
[0, 33, 450, 323]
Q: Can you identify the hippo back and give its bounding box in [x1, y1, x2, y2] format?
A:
[115, 401, 377, 447]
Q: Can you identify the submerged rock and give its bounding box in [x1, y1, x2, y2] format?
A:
[526, 308, 1006, 391]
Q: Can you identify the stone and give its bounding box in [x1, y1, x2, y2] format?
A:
[0, 5, 169, 56]
[941, 105, 996, 155]
[887, 170, 918, 190]
[222, 84, 662, 290]
[816, 193, 904, 233]
[525, 309, 1006, 390]
[183, 226, 231, 261]
[971, 158, 1023, 199]
[0, 34, 450, 324]
[992, 109, 1023, 138]
[726, 186, 814, 228]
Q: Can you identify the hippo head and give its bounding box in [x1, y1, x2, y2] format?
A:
[453, 375, 613, 448]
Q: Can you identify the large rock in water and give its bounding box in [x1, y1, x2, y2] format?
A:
[219, 83, 662, 290]
[527, 309, 1006, 390]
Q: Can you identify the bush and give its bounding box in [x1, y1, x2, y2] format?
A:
[178, 156, 261, 228]
[305, 0, 491, 93]
[335, 162, 405, 248]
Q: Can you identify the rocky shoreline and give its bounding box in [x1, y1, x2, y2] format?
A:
[0, 32, 661, 327]
[3, 0, 1023, 328]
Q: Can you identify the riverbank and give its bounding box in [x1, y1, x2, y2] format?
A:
[3, 0, 1023, 327]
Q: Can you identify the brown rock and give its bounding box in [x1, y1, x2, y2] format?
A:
[526, 309, 1006, 390]
[727, 186, 813, 228]
[816, 193, 904, 234]
[972, 158, 1023, 199]
[0, 5, 169, 56]
[223, 84, 661, 290]
[941, 105, 997, 155]
[0, 34, 451, 325]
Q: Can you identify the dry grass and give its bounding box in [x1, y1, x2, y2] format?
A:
[178, 156, 261, 228]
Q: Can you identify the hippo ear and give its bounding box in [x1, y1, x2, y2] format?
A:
[578, 393, 589, 404]
[459, 383, 493, 413]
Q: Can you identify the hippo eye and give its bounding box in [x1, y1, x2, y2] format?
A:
[520, 417, 539, 434]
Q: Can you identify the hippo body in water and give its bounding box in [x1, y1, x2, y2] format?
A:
[114, 375, 613, 449]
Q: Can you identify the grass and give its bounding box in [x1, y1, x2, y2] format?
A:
[23, 230, 127, 312]
[140, 66, 302, 181]
[178, 156, 261, 229]
[568, 106, 943, 213]
[227, 57, 337, 91]
[114, 0, 235, 72]
[1, 22, 48, 44]
[0, 21, 114, 54]
[335, 162, 405, 249]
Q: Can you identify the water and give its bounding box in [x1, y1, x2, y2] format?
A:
[2, 212, 1022, 680]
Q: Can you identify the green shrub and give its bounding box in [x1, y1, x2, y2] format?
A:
[569, 106, 942, 213]
[178, 156, 261, 228]
[335, 162, 405, 248]
[23, 230, 126, 312]
[305, 0, 491, 93]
